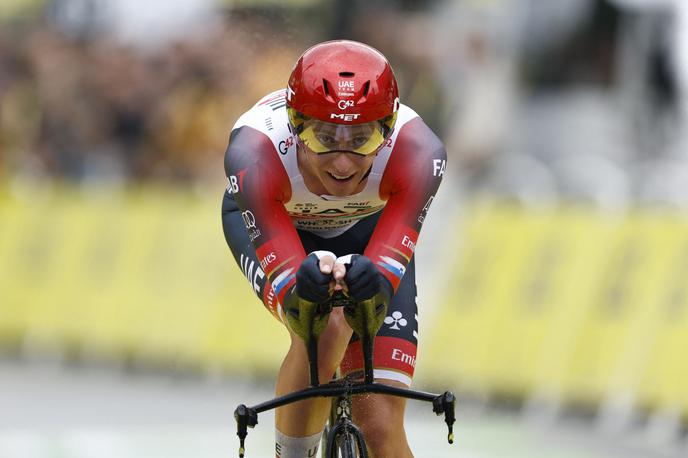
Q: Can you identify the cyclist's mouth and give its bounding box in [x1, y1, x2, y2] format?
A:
[328, 172, 355, 182]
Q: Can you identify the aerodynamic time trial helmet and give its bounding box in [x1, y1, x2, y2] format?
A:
[286, 40, 400, 156]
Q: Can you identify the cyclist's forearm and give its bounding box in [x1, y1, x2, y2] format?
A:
[365, 118, 446, 292]
[224, 126, 307, 305]
[221, 191, 273, 305]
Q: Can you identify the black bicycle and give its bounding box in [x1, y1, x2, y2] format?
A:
[234, 292, 456, 457]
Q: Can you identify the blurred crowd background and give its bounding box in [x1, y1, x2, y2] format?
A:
[2, 0, 688, 207]
[3, 1, 688, 457]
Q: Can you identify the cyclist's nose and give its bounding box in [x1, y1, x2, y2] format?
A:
[330, 152, 357, 171]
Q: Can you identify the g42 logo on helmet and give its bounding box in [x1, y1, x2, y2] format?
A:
[338, 100, 354, 110]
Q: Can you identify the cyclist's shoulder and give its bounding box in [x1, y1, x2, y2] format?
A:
[228, 89, 296, 164]
[390, 104, 445, 158]
[396, 103, 420, 125]
[232, 89, 290, 138]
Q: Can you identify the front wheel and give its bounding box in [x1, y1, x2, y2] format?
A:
[325, 421, 367, 458]
[337, 431, 360, 458]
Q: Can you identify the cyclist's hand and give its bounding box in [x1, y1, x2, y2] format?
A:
[295, 251, 336, 303]
[315, 252, 347, 293]
[284, 251, 336, 342]
[337, 254, 393, 339]
[339, 254, 391, 302]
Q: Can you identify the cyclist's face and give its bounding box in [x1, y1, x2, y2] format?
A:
[300, 145, 377, 197]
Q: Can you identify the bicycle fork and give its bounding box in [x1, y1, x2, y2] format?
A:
[326, 395, 368, 458]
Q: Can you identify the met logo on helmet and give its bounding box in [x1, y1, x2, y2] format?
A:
[330, 113, 361, 122]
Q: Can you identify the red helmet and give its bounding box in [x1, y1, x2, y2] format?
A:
[286, 40, 399, 155]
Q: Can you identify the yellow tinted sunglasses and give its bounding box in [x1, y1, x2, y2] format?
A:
[288, 108, 396, 155]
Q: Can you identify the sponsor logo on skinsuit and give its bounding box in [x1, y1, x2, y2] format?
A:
[241, 210, 261, 241]
[391, 348, 416, 368]
[401, 235, 416, 252]
[433, 159, 446, 177]
[418, 196, 434, 224]
[240, 254, 265, 295]
[384, 311, 408, 330]
[260, 252, 277, 270]
[278, 136, 294, 155]
[241, 210, 257, 229]
[228, 169, 247, 194]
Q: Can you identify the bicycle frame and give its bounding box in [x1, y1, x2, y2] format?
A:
[234, 293, 456, 457]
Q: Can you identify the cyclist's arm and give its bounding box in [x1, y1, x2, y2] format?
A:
[364, 117, 446, 291]
[224, 126, 307, 307]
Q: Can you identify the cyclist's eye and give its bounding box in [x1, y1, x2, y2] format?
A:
[351, 136, 369, 148]
[316, 134, 336, 146]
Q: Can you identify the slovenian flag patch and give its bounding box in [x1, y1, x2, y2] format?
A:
[272, 267, 296, 297]
[377, 256, 406, 280]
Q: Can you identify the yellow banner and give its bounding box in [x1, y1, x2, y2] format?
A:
[0, 186, 288, 374]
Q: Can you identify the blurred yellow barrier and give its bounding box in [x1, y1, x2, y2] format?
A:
[425, 203, 688, 417]
[529, 211, 624, 403]
[554, 214, 664, 405]
[422, 205, 556, 394]
[0, 185, 288, 374]
[633, 216, 688, 413]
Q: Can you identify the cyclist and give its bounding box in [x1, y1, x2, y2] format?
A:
[222, 40, 446, 458]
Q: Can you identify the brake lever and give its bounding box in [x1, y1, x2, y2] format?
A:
[234, 404, 258, 457]
[432, 391, 456, 444]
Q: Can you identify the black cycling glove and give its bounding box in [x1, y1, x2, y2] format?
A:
[283, 251, 335, 342]
[342, 254, 393, 302]
[295, 252, 332, 303]
[339, 254, 393, 340]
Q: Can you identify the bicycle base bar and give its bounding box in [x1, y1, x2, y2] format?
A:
[234, 380, 455, 456]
